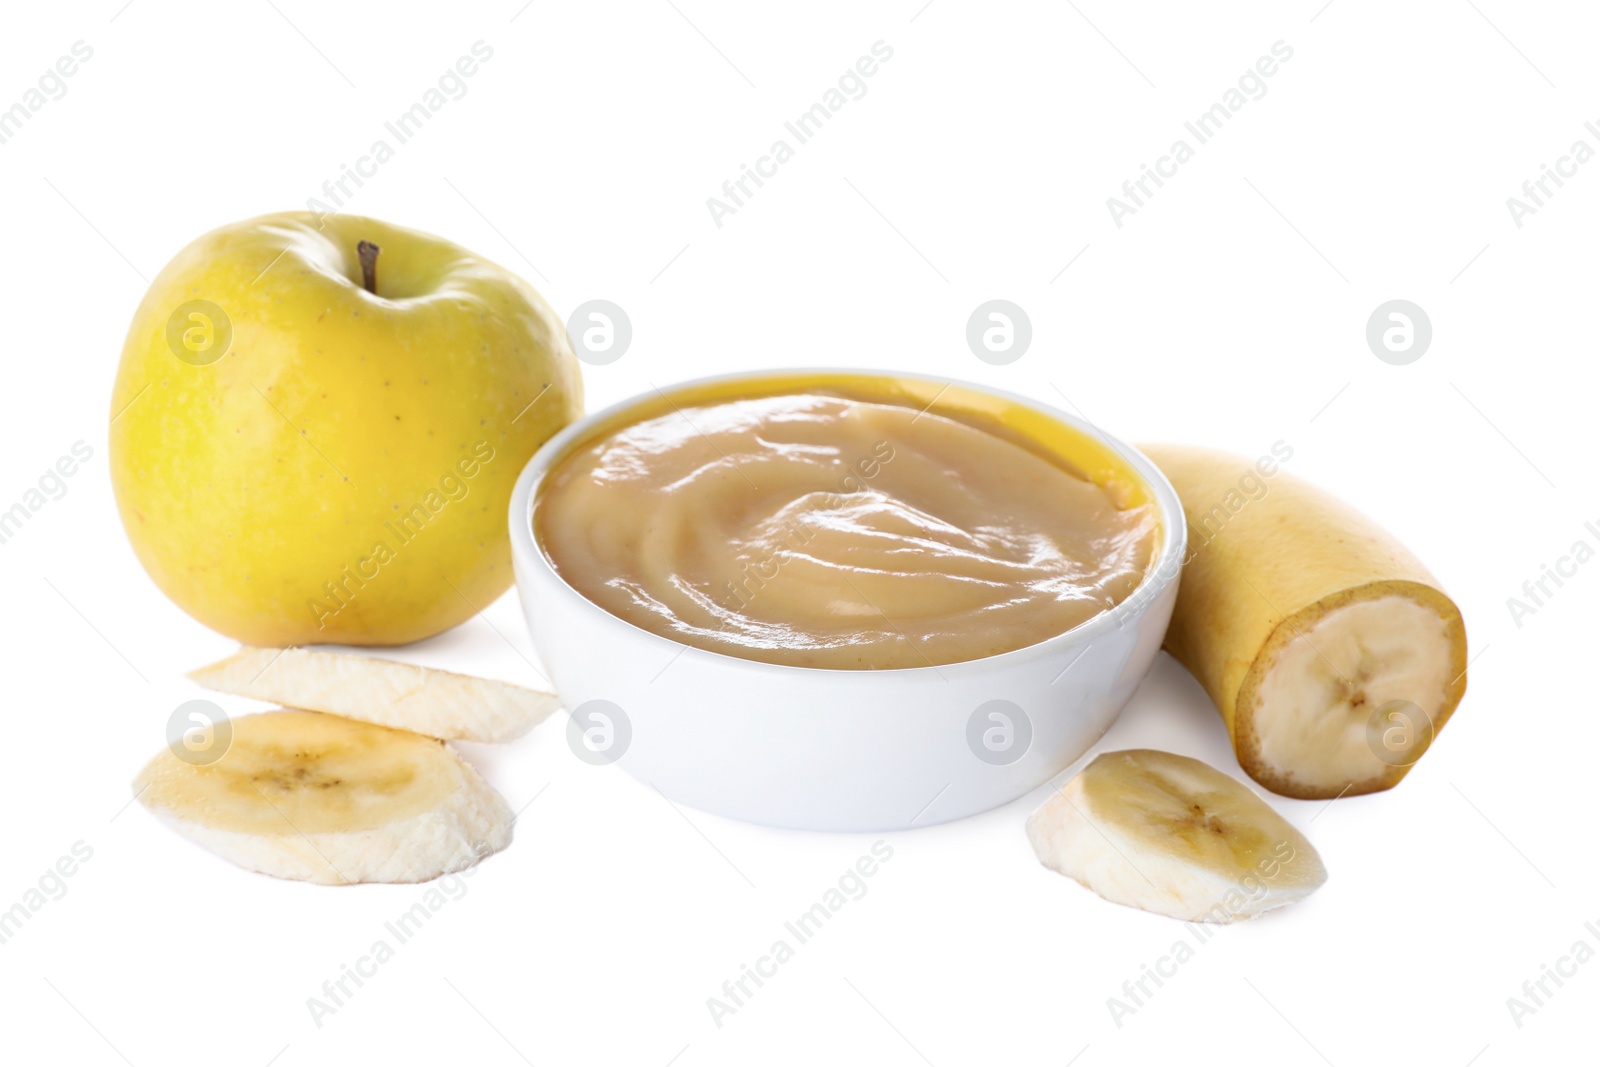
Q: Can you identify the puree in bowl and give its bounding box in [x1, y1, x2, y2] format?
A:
[534, 391, 1157, 669]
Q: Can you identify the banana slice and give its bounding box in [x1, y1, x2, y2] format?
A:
[188, 646, 559, 743]
[134, 710, 512, 885]
[1027, 749, 1327, 923]
[1140, 444, 1468, 799]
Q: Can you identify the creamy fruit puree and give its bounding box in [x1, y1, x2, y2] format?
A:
[535, 391, 1158, 669]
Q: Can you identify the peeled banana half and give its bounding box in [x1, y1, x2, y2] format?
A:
[1028, 749, 1327, 923]
[135, 710, 513, 886]
[1141, 444, 1468, 799]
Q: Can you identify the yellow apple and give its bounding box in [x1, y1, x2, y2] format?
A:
[109, 212, 582, 646]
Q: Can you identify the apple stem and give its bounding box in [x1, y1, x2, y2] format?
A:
[357, 240, 380, 295]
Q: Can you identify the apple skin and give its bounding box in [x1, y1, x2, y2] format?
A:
[109, 212, 583, 646]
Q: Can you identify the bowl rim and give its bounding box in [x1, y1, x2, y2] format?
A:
[508, 368, 1188, 678]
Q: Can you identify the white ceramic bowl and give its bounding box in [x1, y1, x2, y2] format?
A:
[509, 370, 1186, 832]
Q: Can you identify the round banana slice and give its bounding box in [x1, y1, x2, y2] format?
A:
[188, 646, 559, 743]
[135, 710, 512, 885]
[1027, 749, 1327, 923]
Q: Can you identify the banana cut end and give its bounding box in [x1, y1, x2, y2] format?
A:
[1027, 749, 1327, 923]
[135, 710, 513, 885]
[1236, 582, 1468, 800]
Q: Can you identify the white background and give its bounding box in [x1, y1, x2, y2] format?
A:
[0, 1, 1593, 1064]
